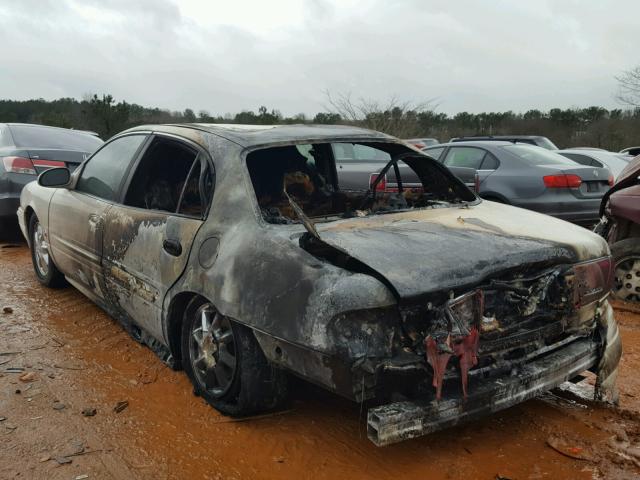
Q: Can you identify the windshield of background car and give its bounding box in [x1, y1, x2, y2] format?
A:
[503, 144, 578, 166]
[246, 141, 475, 225]
[8, 125, 104, 152]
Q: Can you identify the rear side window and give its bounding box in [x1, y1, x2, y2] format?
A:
[124, 137, 197, 213]
[424, 147, 445, 160]
[443, 147, 486, 169]
[177, 160, 214, 218]
[8, 125, 103, 152]
[480, 152, 499, 170]
[76, 135, 146, 201]
[503, 145, 577, 166]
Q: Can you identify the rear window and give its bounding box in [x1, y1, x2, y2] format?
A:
[247, 142, 475, 225]
[503, 145, 577, 166]
[332, 143, 391, 162]
[8, 125, 103, 152]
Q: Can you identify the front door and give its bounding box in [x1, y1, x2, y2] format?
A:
[101, 135, 212, 342]
[48, 134, 148, 301]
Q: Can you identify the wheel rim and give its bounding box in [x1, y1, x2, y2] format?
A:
[33, 222, 50, 277]
[613, 256, 640, 302]
[189, 304, 237, 397]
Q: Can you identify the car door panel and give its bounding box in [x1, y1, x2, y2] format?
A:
[101, 208, 202, 342]
[48, 189, 111, 299]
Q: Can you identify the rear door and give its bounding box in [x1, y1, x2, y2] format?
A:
[48, 134, 148, 301]
[100, 134, 213, 342]
[441, 146, 498, 191]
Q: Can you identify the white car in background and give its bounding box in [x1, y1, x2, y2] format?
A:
[558, 149, 632, 180]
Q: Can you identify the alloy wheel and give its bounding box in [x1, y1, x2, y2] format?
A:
[189, 304, 238, 397]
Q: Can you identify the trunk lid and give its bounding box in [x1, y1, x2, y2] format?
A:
[313, 202, 607, 301]
[543, 164, 611, 199]
[27, 148, 89, 174]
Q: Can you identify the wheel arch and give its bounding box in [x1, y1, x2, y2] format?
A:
[165, 291, 210, 370]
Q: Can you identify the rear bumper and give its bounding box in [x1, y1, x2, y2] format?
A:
[0, 194, 20, 220]
[367, 336, 599, 446]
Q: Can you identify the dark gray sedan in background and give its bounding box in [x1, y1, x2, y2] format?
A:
[424, 141, 612, 226]
[1, 123, 103, 227]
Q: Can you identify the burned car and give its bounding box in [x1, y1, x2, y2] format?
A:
[17, 124, 621, 446]
[596, 155, 640, 303]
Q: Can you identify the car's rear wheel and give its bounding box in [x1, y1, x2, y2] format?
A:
[181, 298, 288, 416]
[611, 238, 640, 303]
[28, 214, 66, 288]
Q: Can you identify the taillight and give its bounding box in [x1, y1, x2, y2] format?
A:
[543, 174, 582, 188]
[570, 256, 614, 308]
[474, 172, 480, 192]
[2, 156, 36, 175]
[608, 174, 614, 187]
[369, 173, 387, 192]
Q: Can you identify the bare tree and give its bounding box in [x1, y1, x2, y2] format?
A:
[323, 90, 437, 138]
[616, 66, 640, 107]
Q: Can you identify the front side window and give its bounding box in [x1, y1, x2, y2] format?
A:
[76, 135, 146, 201]
[443, 147, 486, 169]
[123, 137, 198, 213]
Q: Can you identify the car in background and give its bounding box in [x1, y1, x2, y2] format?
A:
[449, 135, 558, 150]
[1, 123, 103, 226]
[596, 155, 640, 303]
[404, 138, 439, 149]
[558, 149, 631, 180]
[333, 142, 477, 191]
[424, 141, 612, 226]
[620, 146, 640, 157]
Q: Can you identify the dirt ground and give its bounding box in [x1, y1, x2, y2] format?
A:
[1, 239, 640, 480]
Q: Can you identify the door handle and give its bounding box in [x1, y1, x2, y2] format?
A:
[163, 239, 182, 257]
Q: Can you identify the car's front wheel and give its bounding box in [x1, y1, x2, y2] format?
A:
[181, 298, 288, 416]
[28, 214, 66, 288]
[611, 238, 640, 303]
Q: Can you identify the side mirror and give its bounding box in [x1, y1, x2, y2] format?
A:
[38, 167, 71, 188]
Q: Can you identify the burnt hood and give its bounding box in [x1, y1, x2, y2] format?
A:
[312, 203, 607, 301]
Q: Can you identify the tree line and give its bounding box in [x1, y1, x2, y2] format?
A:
[0, 93, 638, 150]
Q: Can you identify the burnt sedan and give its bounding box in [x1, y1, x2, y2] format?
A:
[18, 124, 621, 446]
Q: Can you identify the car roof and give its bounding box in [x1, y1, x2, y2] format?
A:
[453, 135, 545, 140]
[426, 141, 514, 148]
[2, 122, 92, 134]
[125, 123, 394, 148]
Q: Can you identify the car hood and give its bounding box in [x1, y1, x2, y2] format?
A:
[314, 201, 608, 301]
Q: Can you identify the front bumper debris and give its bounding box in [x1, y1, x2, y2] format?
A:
[367, 337, 599, 446]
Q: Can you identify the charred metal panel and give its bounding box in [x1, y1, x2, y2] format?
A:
[609, 184, 640, 225]
[102, 206, 201, 343]
[368, 337, 600, 446]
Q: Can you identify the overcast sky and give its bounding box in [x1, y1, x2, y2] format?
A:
[0, 0, 637, 116]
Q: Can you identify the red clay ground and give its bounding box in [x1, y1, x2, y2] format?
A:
[1, 240, 640, 480]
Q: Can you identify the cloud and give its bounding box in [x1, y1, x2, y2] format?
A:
[0, 0, 637, 115]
